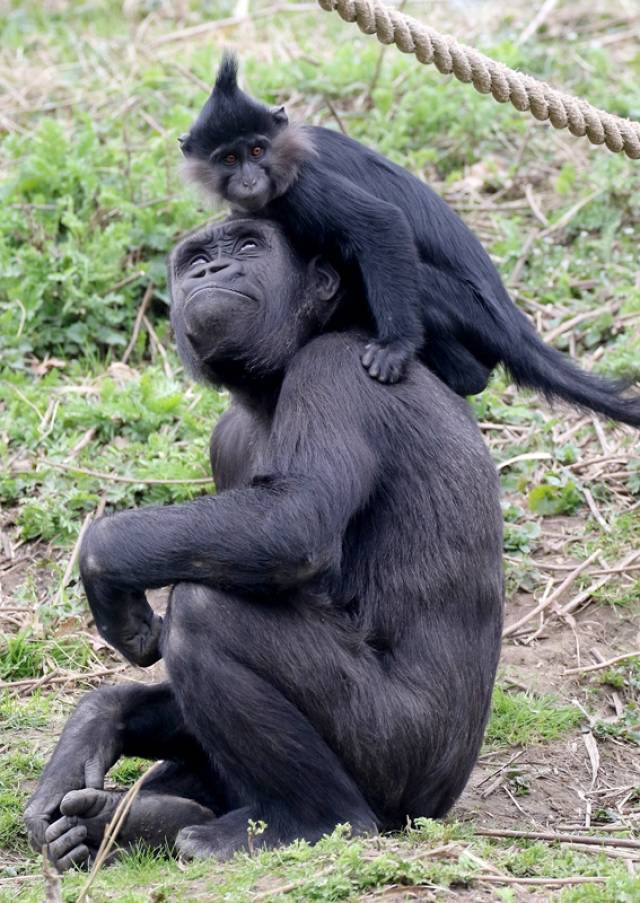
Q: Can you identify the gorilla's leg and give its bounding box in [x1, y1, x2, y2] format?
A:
[27, 683, 228, 871]
[163, 583, 378, 860]
[43, 765, 217, 872]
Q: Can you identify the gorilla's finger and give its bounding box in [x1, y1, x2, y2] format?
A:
[84, 755, 107, 789]
[45, 816, 78, 843]
[56, 843, 91, 872]
[60, 788, 104, 818]
[47, 825, 88, 864]
[25, 816, 50, 852]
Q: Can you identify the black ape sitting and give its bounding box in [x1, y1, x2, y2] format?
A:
[25, 219, 504, 869]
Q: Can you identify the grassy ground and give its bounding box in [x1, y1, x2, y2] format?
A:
[1, 0, 639, 900]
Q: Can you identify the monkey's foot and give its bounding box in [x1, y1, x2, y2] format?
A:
[361, 340, 414, 384]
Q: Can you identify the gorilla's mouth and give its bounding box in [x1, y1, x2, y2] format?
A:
[187, 286, 257, 305]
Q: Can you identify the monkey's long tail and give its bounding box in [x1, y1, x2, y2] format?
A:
[503, 323, 640, 428]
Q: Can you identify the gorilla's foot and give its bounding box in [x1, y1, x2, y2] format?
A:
[176, 804, 376, 861]
[44, 787, 216, 872]
[44, 788, 123, 871]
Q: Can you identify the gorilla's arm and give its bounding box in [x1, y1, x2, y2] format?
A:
[79, 349, 377, 665]
[24, 682, 196, 850]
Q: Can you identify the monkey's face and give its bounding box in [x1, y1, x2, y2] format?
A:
[181, 133, 277, 212]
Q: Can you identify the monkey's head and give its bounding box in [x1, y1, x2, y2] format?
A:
[180, 53, 315, 212]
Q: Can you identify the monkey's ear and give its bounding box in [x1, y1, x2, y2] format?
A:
[272, 105, 288, 126]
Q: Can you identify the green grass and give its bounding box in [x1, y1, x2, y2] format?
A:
[485, 686, 583, 747]
[0, 748, 44, 853]
[109, 757, 150, 787]
[0, 631, 95, 681]
[2, 0, 640, 898]
[2, 821, 640, 902]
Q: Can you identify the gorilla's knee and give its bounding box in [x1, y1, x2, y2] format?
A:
[163, 583, 232, 661]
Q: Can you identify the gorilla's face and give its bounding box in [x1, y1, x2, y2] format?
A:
[169, 219, 339, 385]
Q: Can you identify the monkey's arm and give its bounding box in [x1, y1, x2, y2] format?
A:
[283, 169, 424, 383]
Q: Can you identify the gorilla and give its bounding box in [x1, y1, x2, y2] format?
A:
[24, 218, 504, 870]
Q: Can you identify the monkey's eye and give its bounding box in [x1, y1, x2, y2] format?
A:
[223, 153, 239, 166]
[250, 146, 264, 159]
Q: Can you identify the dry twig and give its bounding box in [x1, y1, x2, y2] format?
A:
[39, 460, 212, 486]
[565, 649, 640, 675]
[503, 551, 599, 638]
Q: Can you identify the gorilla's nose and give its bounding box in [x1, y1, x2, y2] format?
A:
[189, 259, 231, 280]
[242, 177, 257, 189]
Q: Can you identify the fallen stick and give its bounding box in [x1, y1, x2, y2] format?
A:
[475, 827, 640, 850]
[76, 760, 165, 903]
[557, 550, 640, 617]
[564, 649, 640, 675]
[39, 460, 212, 486]
[0, 665, 126, 691]
[476, 875, 606, 886]
[497, 451, 552, 471]
[121, 282, 154, 365]
[502, 551, 599, 637]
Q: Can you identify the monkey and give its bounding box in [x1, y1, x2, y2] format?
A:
[177, 53, 640, 427]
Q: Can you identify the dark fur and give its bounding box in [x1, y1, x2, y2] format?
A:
[25, 219, 503, 866]
[180, 53, 640, 423]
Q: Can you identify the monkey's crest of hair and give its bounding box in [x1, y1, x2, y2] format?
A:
[214, 51, 239, 96]
[196, 51, 277, 149]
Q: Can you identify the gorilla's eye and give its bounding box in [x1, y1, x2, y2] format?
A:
[188, 255, 208, 269]
[224, 153, 239, 166]
[239, 240, 257, 252]
[250, 146, 264, 158]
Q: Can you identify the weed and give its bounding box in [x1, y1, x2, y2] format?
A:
[485, 686, 583, 747]
[0, 630, 94, 681]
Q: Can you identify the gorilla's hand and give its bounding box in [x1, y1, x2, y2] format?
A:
[24, 690, 123, 852]
[103, 604, 163, 668]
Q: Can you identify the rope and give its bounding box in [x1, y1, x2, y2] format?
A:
[316, 0, 640, 160]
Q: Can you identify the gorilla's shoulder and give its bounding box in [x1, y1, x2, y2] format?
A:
[284, 331, 467, 409]
[282, 332, 368, 388]
[295, 331, 367, 366]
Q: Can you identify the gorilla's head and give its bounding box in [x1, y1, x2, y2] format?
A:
[169, 218, 341, 387]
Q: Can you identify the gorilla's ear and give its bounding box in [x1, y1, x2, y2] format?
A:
[308, 257, 340, 302]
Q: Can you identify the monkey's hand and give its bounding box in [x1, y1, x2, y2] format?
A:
[361, 339, 415, 384]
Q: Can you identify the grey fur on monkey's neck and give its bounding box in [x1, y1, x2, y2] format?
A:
[181, 122, 316, 208]
[268, 122, 317, 198]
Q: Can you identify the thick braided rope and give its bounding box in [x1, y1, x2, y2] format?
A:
[317, 0, 640, 160]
